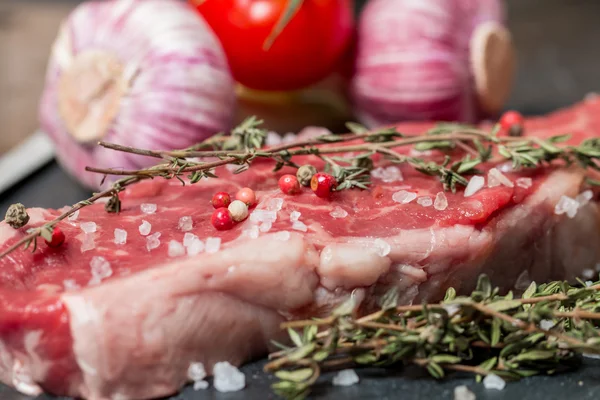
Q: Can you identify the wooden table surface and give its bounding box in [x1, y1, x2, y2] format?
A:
[1, 0, 599, 154]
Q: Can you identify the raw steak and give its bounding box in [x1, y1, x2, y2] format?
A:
[2, 97, 600, 399]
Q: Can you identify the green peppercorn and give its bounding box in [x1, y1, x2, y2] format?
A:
[296, 165, 317, 187]
[5, 203, 30, 229]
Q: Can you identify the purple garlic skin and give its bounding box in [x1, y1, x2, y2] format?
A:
[40, 0, 236, 189]
[350, 0, 515, 128]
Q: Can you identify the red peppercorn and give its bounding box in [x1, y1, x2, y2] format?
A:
[45, 227, 65, 248]
[211, 192, 231, 209]
[499, 110, 524, 137]
[236, 187, 257, 207]
[310, 173, 336, 199]
[278, 174, 301, 195]
[211, 207, 235, 231]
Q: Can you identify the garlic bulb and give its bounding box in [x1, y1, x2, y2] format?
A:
[350, 0, 515, 127]
[40, 0, 236, 189]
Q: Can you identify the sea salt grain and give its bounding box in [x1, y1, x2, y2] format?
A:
[434, 192, 448, 211]
[139, 220, 152, 236]
[487, 168, 513, 188]
[193, 381, 209, 390]
[114, 229, 127, 245]
[213, 362, 245, 393]
[582, 268, 595, 280]
[290, 211, 301, 222]
[259, 222, 272, 233]
[80, 221, 97, 234]
[274, 231, 291, 241]
[250, 210, 277, 224]
[89, 256, 112, 285]
[576, 190, 594, 207]
[516, 177, 533, 189]
[483, 374, 505, 390]
[332, 369, 359, 387]
[443, 304, 460, 317]
[392, 190, 417, 204]
[373, 239, 391, 257]
[146, 232, 161, 251]
[68, 210, 79, 222]
[454, 385, 476, 400]
[168, 241, 186, 258]
[187, 362, 207, 381]
[183, 233, 198, 247]
[140, 203, 157, 214]
[265, 198, 284, 212]
[292, 221, 308, 232]
[205, 237, 221, 253]
[330, 206, 348, 219]
[80, 234, 96, 252]
[187, 238, 205, 256]
[464, 176, 485, 197]
[417, 196, 433, 207]
[178, 216, 193, 232]
[540, 319, 555, 330]
[371, 166, 403, 183]
[554, 195, 579, 218]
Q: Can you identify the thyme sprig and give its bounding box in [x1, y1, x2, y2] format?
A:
[265, 275, 600, 399]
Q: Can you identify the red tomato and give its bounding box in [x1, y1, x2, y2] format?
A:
[190, 0, 355, 91]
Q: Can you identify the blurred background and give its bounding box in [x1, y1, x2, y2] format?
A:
[1, 0, 599, 154]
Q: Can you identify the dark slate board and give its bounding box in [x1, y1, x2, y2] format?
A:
[2, 162, 600, 400]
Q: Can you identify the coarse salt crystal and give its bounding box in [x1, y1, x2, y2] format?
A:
[140, 203, 157, 214]
[454, 385, 476, 400]
[332, 369, 359, 387]
[80, 233, 96, 252]
[540, 319, 555, 330]
[89, 256, 112, 285]
[187, 362, 207, 382]
[168, 240, 186, 258]
[498, 162, 514, 173]
[187, 238, 204, 256]
[582, 268, 595, 280]
[274, 231, 291, 241]
[487, 168, 514, 188]
[139, 220, 152, 236]
[250, 210, 277, 224]
[146, 232, 161, 251]
[554, 195, 579, 218]
[178, 216, 193, 232]
[417, 196, 433, 207]
[63, 279, 80, 291]
[576, 190, 594, 207]
[205, 237, 221, 253]
[290, 211, 301, 222]
[282, 132, 297, 143]
[330, 206, 348, 219]
[373, 239, 391, 257]
[265, 198, 284, 212]
[68, 210, 79, 222]
[586, 280, 594, 287]
[464, 176, 485, 197]
[483, 373, 506, 390]
[193, 381, 209, 390]
[443, 304, 460, 317]
[392, 190, 417, 204]
[371, 166, 403, 183]
[80, 221, 97, 234]
[213, 362, 245, 393]
[292, 221, 308, 232]
[183, 233, 198, 247]
[434, 192, 448, 211]
[114, 229, 127, 245]
[259, 222, 272, 233]
[516, 177, 533, 189]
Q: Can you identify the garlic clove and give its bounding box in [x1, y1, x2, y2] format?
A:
[470, 21, 517, 114]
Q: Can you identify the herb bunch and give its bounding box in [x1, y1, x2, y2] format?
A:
[265, 275, 600, 400]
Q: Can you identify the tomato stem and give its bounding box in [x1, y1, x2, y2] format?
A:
[263, 0, 304, 50]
